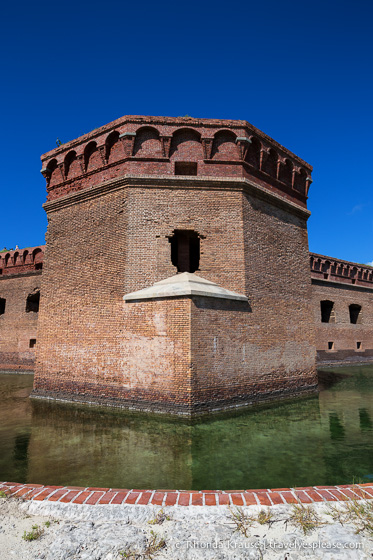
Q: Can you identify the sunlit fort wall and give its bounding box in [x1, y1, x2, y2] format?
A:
[0, 115, 372, 414]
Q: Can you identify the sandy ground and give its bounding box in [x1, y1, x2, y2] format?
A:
[0, 496, 372, 559]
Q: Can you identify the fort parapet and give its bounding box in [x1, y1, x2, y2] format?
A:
[310, 253, 373, 288]
[41, 116, 312, 207]
[0, 247, 44, 277]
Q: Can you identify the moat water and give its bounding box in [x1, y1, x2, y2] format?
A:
[0, 365, 372, 490]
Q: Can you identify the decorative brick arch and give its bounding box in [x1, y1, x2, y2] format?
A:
[211, 130, 239, 160]
[105, 131, 122, 164]
[84, 142, 102, 172]
[133, 126, 162, 157]
[170, 128, 203, 161]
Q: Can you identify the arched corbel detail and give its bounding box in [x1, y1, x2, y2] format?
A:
[235, 137, 251, 160]
[259, 146, 269, 171]
[119, 132, 136, 157]
[76, 154, 85, 174]
[98, 145, 107, 165]
[276, 156, 285, 181]
[160, 135, 172, 158]
[292, 165, 299, 189]
[57, 162, 65, 181]
[201, 138, 214, 160]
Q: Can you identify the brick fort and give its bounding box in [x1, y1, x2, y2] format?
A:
[0, 115, 372, 415]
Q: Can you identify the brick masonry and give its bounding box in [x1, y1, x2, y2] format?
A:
[0, 115, 372, 412]
[1, 481, 373, 507]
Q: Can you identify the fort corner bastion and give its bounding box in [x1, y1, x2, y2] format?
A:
[1, 115, 372, 416]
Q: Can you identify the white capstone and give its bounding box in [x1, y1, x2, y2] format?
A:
[123, 272, 248, 302]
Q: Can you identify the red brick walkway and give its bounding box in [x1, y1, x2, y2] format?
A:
[1, 482, 373, 506]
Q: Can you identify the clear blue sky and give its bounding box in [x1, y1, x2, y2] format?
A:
[1, 0, 372, 264]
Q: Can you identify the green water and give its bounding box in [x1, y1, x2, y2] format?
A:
[0, 366, 372, 490]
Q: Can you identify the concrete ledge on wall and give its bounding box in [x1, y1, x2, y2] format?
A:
[123, 272, 248, 302]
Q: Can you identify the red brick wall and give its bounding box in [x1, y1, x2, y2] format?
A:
[33, 176, 316, 413]
[34, 296, 192, 413]
[33, 188, 128, 393]
[41, 116, 312, 208]
[190, 297, 317, 411]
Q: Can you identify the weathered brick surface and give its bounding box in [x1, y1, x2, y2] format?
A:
[32, 181, 317, 414]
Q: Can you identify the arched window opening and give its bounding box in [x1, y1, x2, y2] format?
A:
[169, 230, 200, 273]
[0, 298, 6, 315]
[320, 300, 335, 323]
[349, 304, 362, 324]
[26, 291, 40, 313]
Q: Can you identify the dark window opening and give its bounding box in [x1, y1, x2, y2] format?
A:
[349, 304, 362, 324]
[29, 339, 36, 348]
[35, 263, 43, 270]
[174, 162, 198, 176]
[26, 291, 40, 313]
[0, 269, 2, 275]
[328, 341, 334, 350]
[320, 300, 335, 323]
[0, 298, 5, 315]
[357, 341, 362, 350]
[169, 230, 200, 273]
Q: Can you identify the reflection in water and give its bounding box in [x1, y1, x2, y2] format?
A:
[0, 365, 373, 490]
[359, 408, 373, 431]
[12, 431, 31, 482]
[328, 413, 345, 440]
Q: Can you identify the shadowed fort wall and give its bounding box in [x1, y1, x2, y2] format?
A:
[311, 254, 373, 364]
[0, 247, 44, 369]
